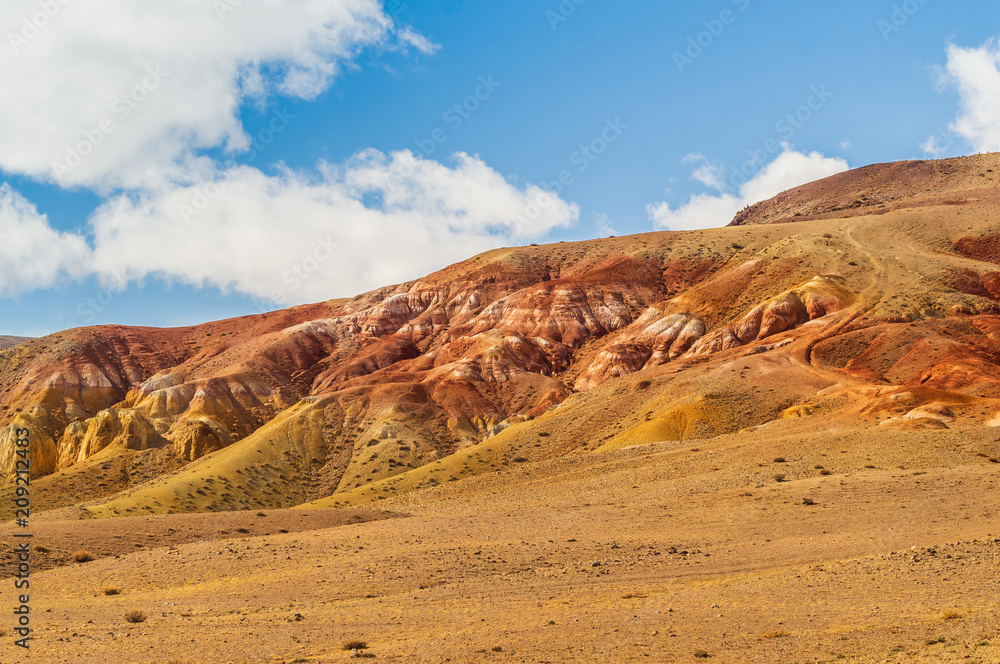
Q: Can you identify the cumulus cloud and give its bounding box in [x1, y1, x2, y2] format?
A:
[648, 147, 849, 231]
[0, 2, 581, 305]
[0, 0, 404, 190]
[683, 153, 726, 192]
[0, 185, 90, 295]
[933, 39, 1000, 153]
[86, 151, 577, 305]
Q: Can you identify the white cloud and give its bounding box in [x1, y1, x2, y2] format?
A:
[398, 26, 441, 56]
[683, 153, 726, 192]
[648, 147, 849, 231]
[0, 3, 583, 304]
[0, 185, 90, 295]
[594, 212, 617, 237]
[937, 39, 1000, 152]
[0, 0, 414, 190]
[85, 151, 578, 304]
[921, 135, 948, 156]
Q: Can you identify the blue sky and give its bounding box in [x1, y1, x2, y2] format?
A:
[1, 0, 998, 336]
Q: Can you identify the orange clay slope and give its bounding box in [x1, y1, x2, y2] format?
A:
[0, 153, 999, 518]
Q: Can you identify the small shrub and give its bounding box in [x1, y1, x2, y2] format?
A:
[819, 469, 832, 476]
[939, 609, 964, 620]
[773, 474, 786, 483]
[72, 550, 95, 563]
[621, 592, 648, 599]
[124, 610, 147, 624]
[102, 587, 121, 596]
[802, 498, 816, 506]
[924, 636, 946, 645]
[512, 457, 529, 463]
[773, 457, 787, 463]
[491, 646, 503, 652]
[342, 640, 368, 651]
[694, 651, 711, 659]
[761, 630, 789, 639]
[235, 528, 250, 534]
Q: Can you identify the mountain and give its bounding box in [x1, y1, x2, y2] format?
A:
[2, 154, 1000, 520]
[0, 335, 31, 350]
[5, 154, 1000, 663]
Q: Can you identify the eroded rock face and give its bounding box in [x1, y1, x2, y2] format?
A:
[689, 275, 853, 356]
[6, 157, 1000, 500]
[574, 276, 853, 391]
[574, 313, 706, 391]
[171, 419, 232, 462]
[56, 408, 164, 470]
[0, 410, 57, 479]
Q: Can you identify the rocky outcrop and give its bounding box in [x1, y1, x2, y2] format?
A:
[56, 408, 165, 469]
[688, 275, 852, 356]
[6, 152, 1000, 505]
[170, 419, 233, 462]
[574, 313, 706, 391]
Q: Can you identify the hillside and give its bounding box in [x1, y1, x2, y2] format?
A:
[1, 154, 1000, 520]
[0, 335, 31, 349]
[2, 153, 1000, 662]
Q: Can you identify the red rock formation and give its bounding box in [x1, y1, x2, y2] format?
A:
[4, 154, 1000, 510]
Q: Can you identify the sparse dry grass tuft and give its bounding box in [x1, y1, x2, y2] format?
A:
[72, 550, 95, 563]
[123, 610, 147, 623]
[939, 609, 964, 620]
[342, 640, 368, 651]
[761, 630, 790, 639]
[102, 587, 121, 596]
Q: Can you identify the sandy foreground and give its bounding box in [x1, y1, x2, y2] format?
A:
[3, 428, 999, 664]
